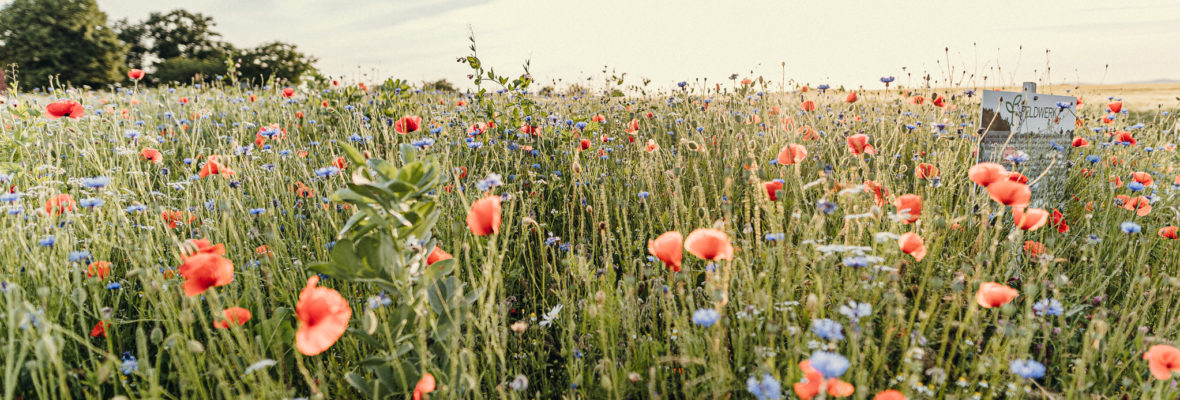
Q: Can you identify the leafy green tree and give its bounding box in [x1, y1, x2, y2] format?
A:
[0, 0, 127, 88]
[235, 41, 318, 84]
[115, 9, 229, 67]
[152, 57, 226, 84]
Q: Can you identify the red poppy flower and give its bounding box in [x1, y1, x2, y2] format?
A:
[162, 210, 197, 229]
[968, 162, 1007, 187]
[1132, 172, 1154, 187]
[1023, 240, 1045, 256]
[183, 238, 226, 260]
[178, 253, 234, 297]
[909, 96, 926, 105]
[1072, 137, 1089, 147]
[282, 87, 295, 98]
[46, 100, 84, 119]
[296, 276, 352, 356]
[1050, 209, 1069, 233]
[1122, 195, 1152, 216]
[1158, 226, 1179, 239]
[644, 139, 660, 153]
[1012, 208, 1048, 231]
[648, 231, 684, 272]
[684, 228, 734, 261]
[1144, 345, 1180, 380]
[199, 155, 234, 179]
[932, 96, 946, 107]
[395, 116, 422, 134]
[580, 139, 591, 151]
[87, 261, 112, 279]
[793, 360, 855, 399]
[764, 181, 784, 201]
[898, 232, 926, 262]
[776, 144, 808, 165]
[1117, 130, 1136, 145]
[986, 180, 1031, 209]
[413, 373, 436, 400]
[1107, 101, 1122, 113]
[45, 193, 76, 215]
[846, 134, 876, 156]
[214, 307, 252, 329]
[128, 69, 145, 80]
[140, 148, 162, 163]
[894, 194, 921, 224]
[864, 180, 889, 206]
[845, 91, 858, 103]
[976, 282, 1018, 308]
[800, 100, 817, 112]
[426, 246, 453, 265]
[1008, 172, 1029, 184]
[466, 195, 502, 236]
[90, 321, 107, 338]
[874, 390, 906, 400]
[914, 163, 939, 179]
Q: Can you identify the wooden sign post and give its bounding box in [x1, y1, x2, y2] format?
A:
[978, 82, 1077, 205]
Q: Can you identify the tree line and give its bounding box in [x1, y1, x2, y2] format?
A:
[0, 0, 318, 89]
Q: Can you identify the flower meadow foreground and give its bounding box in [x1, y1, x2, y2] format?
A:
[1, 68, 1180, 399]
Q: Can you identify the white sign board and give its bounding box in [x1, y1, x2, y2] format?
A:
[978, 82, 1077, 199]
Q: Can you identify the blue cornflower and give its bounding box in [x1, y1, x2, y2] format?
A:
[839, 301, 873, 322]
[0, 192, 22, 203]
[476, 173, 503, 192]
[745, 374, 782, 400]
[692, 308, 721, 327]
[810, 319, 845, 341]
[248, 208, 266, 215]
[1121, 221, 1142, 234]
[1005, 151, 1030, 164]
[106, 282, 122, 290]
[314, 167, 341, 177]
[817, 199, 837, 214]
[69, 250, 91, 262]
[367, 292, 393, 309]
[121, 352, 139, 375]
[411, 138, 435, 149]
[80, 176, 111, 189]
[79, 198, 103, 208]
[125, 204, 147, 213]
[677, 81, 688, 88]
[39, 236, 56, 247]
[1128, 181, 1145, 192]
[637, 191, 650, 199]
[765, 233, 784, 242]
[1009, 359, 1045, 379]
[1033, 298, 1064, 316]
[809, 351, 850, 378]
[880, 76, 895, 83]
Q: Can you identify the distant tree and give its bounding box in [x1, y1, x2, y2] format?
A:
[152, 57, 226, 84]
[115, 9, 229, 68]
[235, 41, 317, 84]
[0, 0, 127, 88]
[425, 79, 455, 92]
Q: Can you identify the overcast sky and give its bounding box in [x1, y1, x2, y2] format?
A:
[83, 0, 1180, 90]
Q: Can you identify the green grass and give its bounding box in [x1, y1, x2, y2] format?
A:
[1, 77, 1179, 399]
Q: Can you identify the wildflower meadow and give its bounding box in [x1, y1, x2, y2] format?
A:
[2, 50, 1180, 399]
